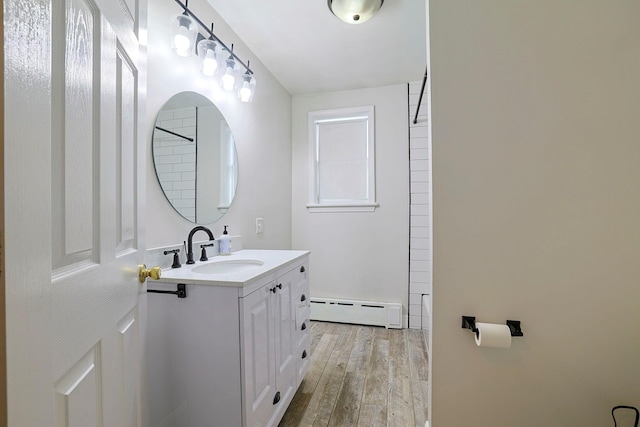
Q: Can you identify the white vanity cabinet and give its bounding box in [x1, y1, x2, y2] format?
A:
[242, 259, 310, 427]
[147, 251, 310, 427]
[241, 270, 295, 427]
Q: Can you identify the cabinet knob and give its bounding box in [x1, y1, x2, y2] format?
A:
[273, 391, 281, 405]
[300, 266, 305, 273]
[270, 286, 276, 293]
[277, 283, 282, 290]
[300, 294, 306, 302]
[301, 350, 307, 359]
[301, 322, 306, 330]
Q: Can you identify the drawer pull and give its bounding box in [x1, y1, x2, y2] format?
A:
[300, 266, 305, 273]
[301, 322, 306, 330]
[300, 294, 306, 302]
[273, 391, 281, 405]
[301, 350, 307, 359]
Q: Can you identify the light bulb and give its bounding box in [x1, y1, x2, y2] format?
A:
[221, 58, 236, 91]
[173, 28, 191, 55]
[202, 49, 218, 76]
[222, 68, 235, 91]
[171, 14, 197, 57]
[239, 81, 252, 102]
[237, 72, 256, 102]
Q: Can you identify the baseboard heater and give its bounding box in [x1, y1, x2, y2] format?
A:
[310, 297, 403, 329]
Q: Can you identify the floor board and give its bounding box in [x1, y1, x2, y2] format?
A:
[279, 321, 429, 427]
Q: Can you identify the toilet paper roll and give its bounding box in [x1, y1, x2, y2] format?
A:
[474, 322, 512, 348]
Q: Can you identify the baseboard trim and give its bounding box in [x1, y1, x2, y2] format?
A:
[310, 297, 403, 329]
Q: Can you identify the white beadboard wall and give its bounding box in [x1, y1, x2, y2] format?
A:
[408, 80, 431, 330]
[153, 107, 197, 221]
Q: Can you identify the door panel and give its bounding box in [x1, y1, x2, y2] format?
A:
[101, 307, 141, 427]
[51, 0, 97, 270]
[118, 308, 140, 427]
[117, 45, 137, 251]
[112, 0, 137, 34]
[54, 347, 101, 427]
[5, 0, 147, 424]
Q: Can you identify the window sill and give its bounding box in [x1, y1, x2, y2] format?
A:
[306, 203, 379, 213]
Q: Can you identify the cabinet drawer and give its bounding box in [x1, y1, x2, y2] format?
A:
[296, 334, 311, 387]
[293, 262, 309, 297]
[295, 301, 310, 326]
[295, 315, 309, 347]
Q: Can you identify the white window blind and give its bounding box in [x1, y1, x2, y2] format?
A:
[308, 106, 377, 212]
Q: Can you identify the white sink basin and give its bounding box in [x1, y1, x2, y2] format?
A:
[191, 259, 264, 275]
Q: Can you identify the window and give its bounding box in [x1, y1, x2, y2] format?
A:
[307, 106, 377, 212]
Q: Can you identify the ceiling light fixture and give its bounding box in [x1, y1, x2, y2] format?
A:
[172, 0, 256, 102]
[327, 0, 384, 24]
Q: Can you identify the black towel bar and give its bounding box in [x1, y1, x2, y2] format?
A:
[148, 283, 187, 298]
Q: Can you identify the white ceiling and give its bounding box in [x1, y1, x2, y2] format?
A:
[206, 0, 427, 95]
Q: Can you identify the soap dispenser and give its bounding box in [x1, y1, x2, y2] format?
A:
[219, 225, 232, 255]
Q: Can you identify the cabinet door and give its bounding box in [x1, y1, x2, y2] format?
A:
[268, 269, 298, 427]
[242, 283, 276, 427]
[274, 270, 296, 381]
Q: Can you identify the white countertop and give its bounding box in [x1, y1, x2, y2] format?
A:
[156, 249, 310, 287]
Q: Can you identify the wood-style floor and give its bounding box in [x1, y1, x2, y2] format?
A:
[279, 321, 429, 427]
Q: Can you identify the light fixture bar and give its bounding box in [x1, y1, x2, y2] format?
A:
[174, 0, 253, 76]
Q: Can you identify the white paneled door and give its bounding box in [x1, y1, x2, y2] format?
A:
[5, 0, 148, 425]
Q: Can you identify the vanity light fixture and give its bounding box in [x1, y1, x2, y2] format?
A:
[221, 50, 238, 91]
[170, 6, 198, 56]
[197, 25, 221, 77]
[172, 0, 257, 102]
[239, 66, 256, 103]
[327, 0, 384, 24]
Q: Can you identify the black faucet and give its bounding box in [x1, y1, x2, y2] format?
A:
[186, 226, 215, 264]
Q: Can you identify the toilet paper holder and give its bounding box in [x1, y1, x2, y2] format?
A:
[461, 316, 524, 337]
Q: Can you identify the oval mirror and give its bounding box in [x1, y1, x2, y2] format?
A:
[152, 91, 238, 224]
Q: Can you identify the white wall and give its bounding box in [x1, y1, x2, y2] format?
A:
[291, 85, 410, 321]
[147, 0, 292, 250]
[430, 0, 640, 425]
